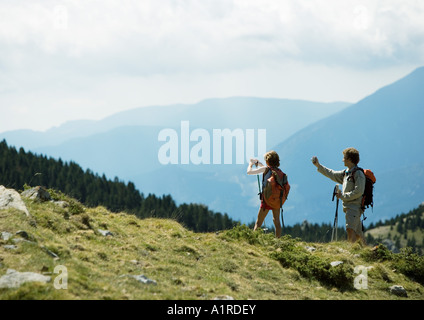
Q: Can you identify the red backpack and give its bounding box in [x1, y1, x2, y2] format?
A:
[262, 167, 290, 210]
[346, 167, 376, 211]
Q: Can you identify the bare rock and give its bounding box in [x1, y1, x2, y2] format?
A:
[0, 185, 30, 217]
[0, 269, 51, 288]
[21, 186, 51, 202]
[121, 274, 157, 285]
[131, 274, 157, 285]
[3, 245, 18, 250]
[53, 200, 69, 208]
[1, 231, 13, 241]
[213, 295, 234, 300]
[389, 285, 407, 297]
[98, 229, 114, 237]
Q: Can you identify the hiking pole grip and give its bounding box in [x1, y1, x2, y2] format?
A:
[332, 184, 339, 201]
[331, 185, 340, 242]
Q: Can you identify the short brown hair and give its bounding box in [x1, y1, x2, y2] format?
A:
[343, 147, 360, 165]
[264, 150, 280, 167]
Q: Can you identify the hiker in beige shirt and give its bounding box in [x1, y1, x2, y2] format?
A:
[312, 147, 366, 244]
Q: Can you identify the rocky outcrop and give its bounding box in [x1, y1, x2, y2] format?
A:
[0, 269, 51, 289]
[21, 186, 51, 202]
[390, 285, 408, 297]
[120, 274, 157, 285]
[98, 229, 114, 237]
[0, 185, 30, 217]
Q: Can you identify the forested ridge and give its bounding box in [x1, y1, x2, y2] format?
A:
[0, 140, 236, 232]
[365, 204, 424, 254]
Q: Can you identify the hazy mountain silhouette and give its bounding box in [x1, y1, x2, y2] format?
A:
[1, 98, 349, 151]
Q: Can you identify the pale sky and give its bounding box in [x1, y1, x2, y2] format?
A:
[1, 0, 423, 132]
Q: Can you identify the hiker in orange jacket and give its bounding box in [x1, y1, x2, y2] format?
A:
[247, 150, 287, 238]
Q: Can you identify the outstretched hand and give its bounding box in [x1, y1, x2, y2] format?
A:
[311, 156, 319, 167]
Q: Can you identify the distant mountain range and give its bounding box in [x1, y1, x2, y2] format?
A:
[1, 67, 423, 227]
[2, 98, 349, 151]
[1, 98, 349, 224]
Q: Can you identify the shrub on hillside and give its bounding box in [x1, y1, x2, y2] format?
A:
[224, 225, 354, 290]
[270, 245, 354, 290]
[394, 247, 424, 285]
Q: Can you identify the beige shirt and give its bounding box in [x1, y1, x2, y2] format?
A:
[316, 164, 366, 212]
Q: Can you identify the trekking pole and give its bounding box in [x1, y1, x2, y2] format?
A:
[331, 185, 340, 242]
[255, 161, 262, 200]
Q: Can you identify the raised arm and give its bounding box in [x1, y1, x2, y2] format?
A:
[312, 156, 344, 184]
[247, 159, 267, 175]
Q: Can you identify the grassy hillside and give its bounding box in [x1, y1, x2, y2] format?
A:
[1, 190, 423, 300]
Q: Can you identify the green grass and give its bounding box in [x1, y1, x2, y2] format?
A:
[1, 192, 423, 300]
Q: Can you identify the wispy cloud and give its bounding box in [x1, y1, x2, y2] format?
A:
[2, 1, 423, 72]
[0, 0, 423, 131]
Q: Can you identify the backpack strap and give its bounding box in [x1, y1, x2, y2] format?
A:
[269, 167, 287, 188]
[344, 167, 364, 183]
[262, 167, 270, 183]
